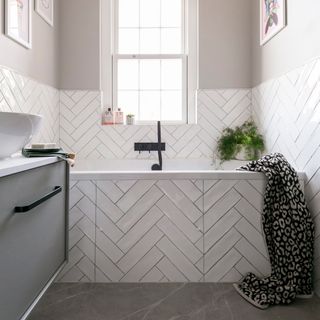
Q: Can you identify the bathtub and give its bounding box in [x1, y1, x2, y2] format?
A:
[71, 158, 301, 180]
[60, 160, 305, 283]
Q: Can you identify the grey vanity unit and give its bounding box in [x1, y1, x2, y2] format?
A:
[0, 158, 69, 320]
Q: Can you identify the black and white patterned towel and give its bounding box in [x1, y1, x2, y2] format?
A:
[234, 153, 315, 309]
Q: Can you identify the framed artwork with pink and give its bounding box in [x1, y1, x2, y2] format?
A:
[5, 0, 32, 49]
[260, 0, 287, 45]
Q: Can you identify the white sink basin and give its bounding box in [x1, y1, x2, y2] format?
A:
[0, 112, 43, 159]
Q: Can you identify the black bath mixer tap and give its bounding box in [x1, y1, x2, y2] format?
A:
[134, 121, 166, 171]
[151, 121, 163, 171]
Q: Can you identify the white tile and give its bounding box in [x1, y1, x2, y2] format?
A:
[96, 208, 124, 243]
[77, 196, 96, 223]
[141, 266, 164, 282]
[156, 257, 188, 282]
[77, 256, 95, 281]
[96, 228, 124, 263]
[234, 181, 263, 212]
[157, 216, 202, 264]
[235, 198, 262, 232]
[117, 185, 163, 233]
[117, 206, 163, 252]
[205, 249, 242, 282]
[97, 181, 123, 203]
[77, 216, 95, 243]
[204, 229, 242, 273]
[95, 248, 124, 282]
[172, 180, 203, 202]
[120, 247, 163, 282]
[117, 226, 163, 273]
[156, 237, 202, 281]
[204, 189, 242, 233]
[204, 180, 237, 212]
[97, 189, 124, 222]
[69, 226, 84, 249]
[157, 196, 202, 243]
[157, 180, 202, 222]
[204, 209, 241, 253]
[117, 180, 156, 212]
[77, 236, 95, 262]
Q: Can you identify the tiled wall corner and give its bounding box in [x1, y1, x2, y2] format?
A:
[59, 89, 252, 160]
[252, 57, 320, 296]
[0, 66, 60, 144]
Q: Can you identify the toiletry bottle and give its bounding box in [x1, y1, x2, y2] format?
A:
[115, 108, 124, 125]
[104, 108, 114, 125]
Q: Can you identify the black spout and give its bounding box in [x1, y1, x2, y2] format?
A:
[151, 121, 163, 171]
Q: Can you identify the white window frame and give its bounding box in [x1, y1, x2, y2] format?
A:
[100, 0, 198, 125]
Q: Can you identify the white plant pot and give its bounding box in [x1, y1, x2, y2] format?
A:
[126, 116, 135, 125]
[235, 146, 247, 161]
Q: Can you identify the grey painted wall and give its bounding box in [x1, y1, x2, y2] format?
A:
[252, 0, 320, 86]
[58, 0, 253, 90]
[199, 0, 252, 89]
[0, 0, 59, 88]
[58, 0, 100, 90]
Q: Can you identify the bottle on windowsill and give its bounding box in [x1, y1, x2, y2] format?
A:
[114, 108, 124, 125]
[102, 107, 114, 125]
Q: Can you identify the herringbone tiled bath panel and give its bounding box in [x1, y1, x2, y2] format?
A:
[59, 89, 252, 159]
[0, 66, 59, 144]
[60, 178, 272, 283]
[252, 57, 320, 296]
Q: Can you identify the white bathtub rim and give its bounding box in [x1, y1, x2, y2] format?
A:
[70, 170, 306, 181]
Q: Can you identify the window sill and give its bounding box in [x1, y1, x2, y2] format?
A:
[101, 121, 194, 127]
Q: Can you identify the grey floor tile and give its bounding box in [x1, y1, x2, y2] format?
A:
[28, 283, 320, 320]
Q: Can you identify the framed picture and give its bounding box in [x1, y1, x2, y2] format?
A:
[260, 0, 287, 45]
[35, 0, 54, 26]
[5, 0, 32, 49]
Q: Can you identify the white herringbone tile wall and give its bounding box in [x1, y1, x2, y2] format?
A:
[0, 66, 59, 144]
[60, 89, 252, 159]
[252, 57, 320, 296]
[59, 178, 272, 283]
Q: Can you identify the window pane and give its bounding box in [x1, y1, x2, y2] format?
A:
[161, 0, 182, 28]
[140, 60, 161, 90]
[119, 0, 139, 28]
[118, 29, 139, 54]
[140, 0, 160, 28]
[161, 28, 182, 54]
[140, 29, 160, 54]
[140, 91, 161, 121]
[118, 60, 139, 90]
[118, 91, 139, 116]
[161, 91, 182, 121]
[161, 59, 182, 90]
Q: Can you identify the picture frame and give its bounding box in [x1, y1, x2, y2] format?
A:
[35, 0, 54, 26]
[260, 0, 287, 46]
[5, 0, 32, 49]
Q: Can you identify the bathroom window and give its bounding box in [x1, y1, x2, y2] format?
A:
[102, 0, 198, 124]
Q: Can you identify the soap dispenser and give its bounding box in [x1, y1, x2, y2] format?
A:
[102, 108, 114, 125]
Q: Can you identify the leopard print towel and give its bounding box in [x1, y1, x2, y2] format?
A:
[234, 153, 315, 309]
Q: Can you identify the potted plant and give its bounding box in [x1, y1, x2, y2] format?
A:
[126, 114, 135, 125]
[217, 121, 265, 162]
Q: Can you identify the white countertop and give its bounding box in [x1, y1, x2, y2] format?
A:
[0, 155, 59, 178]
